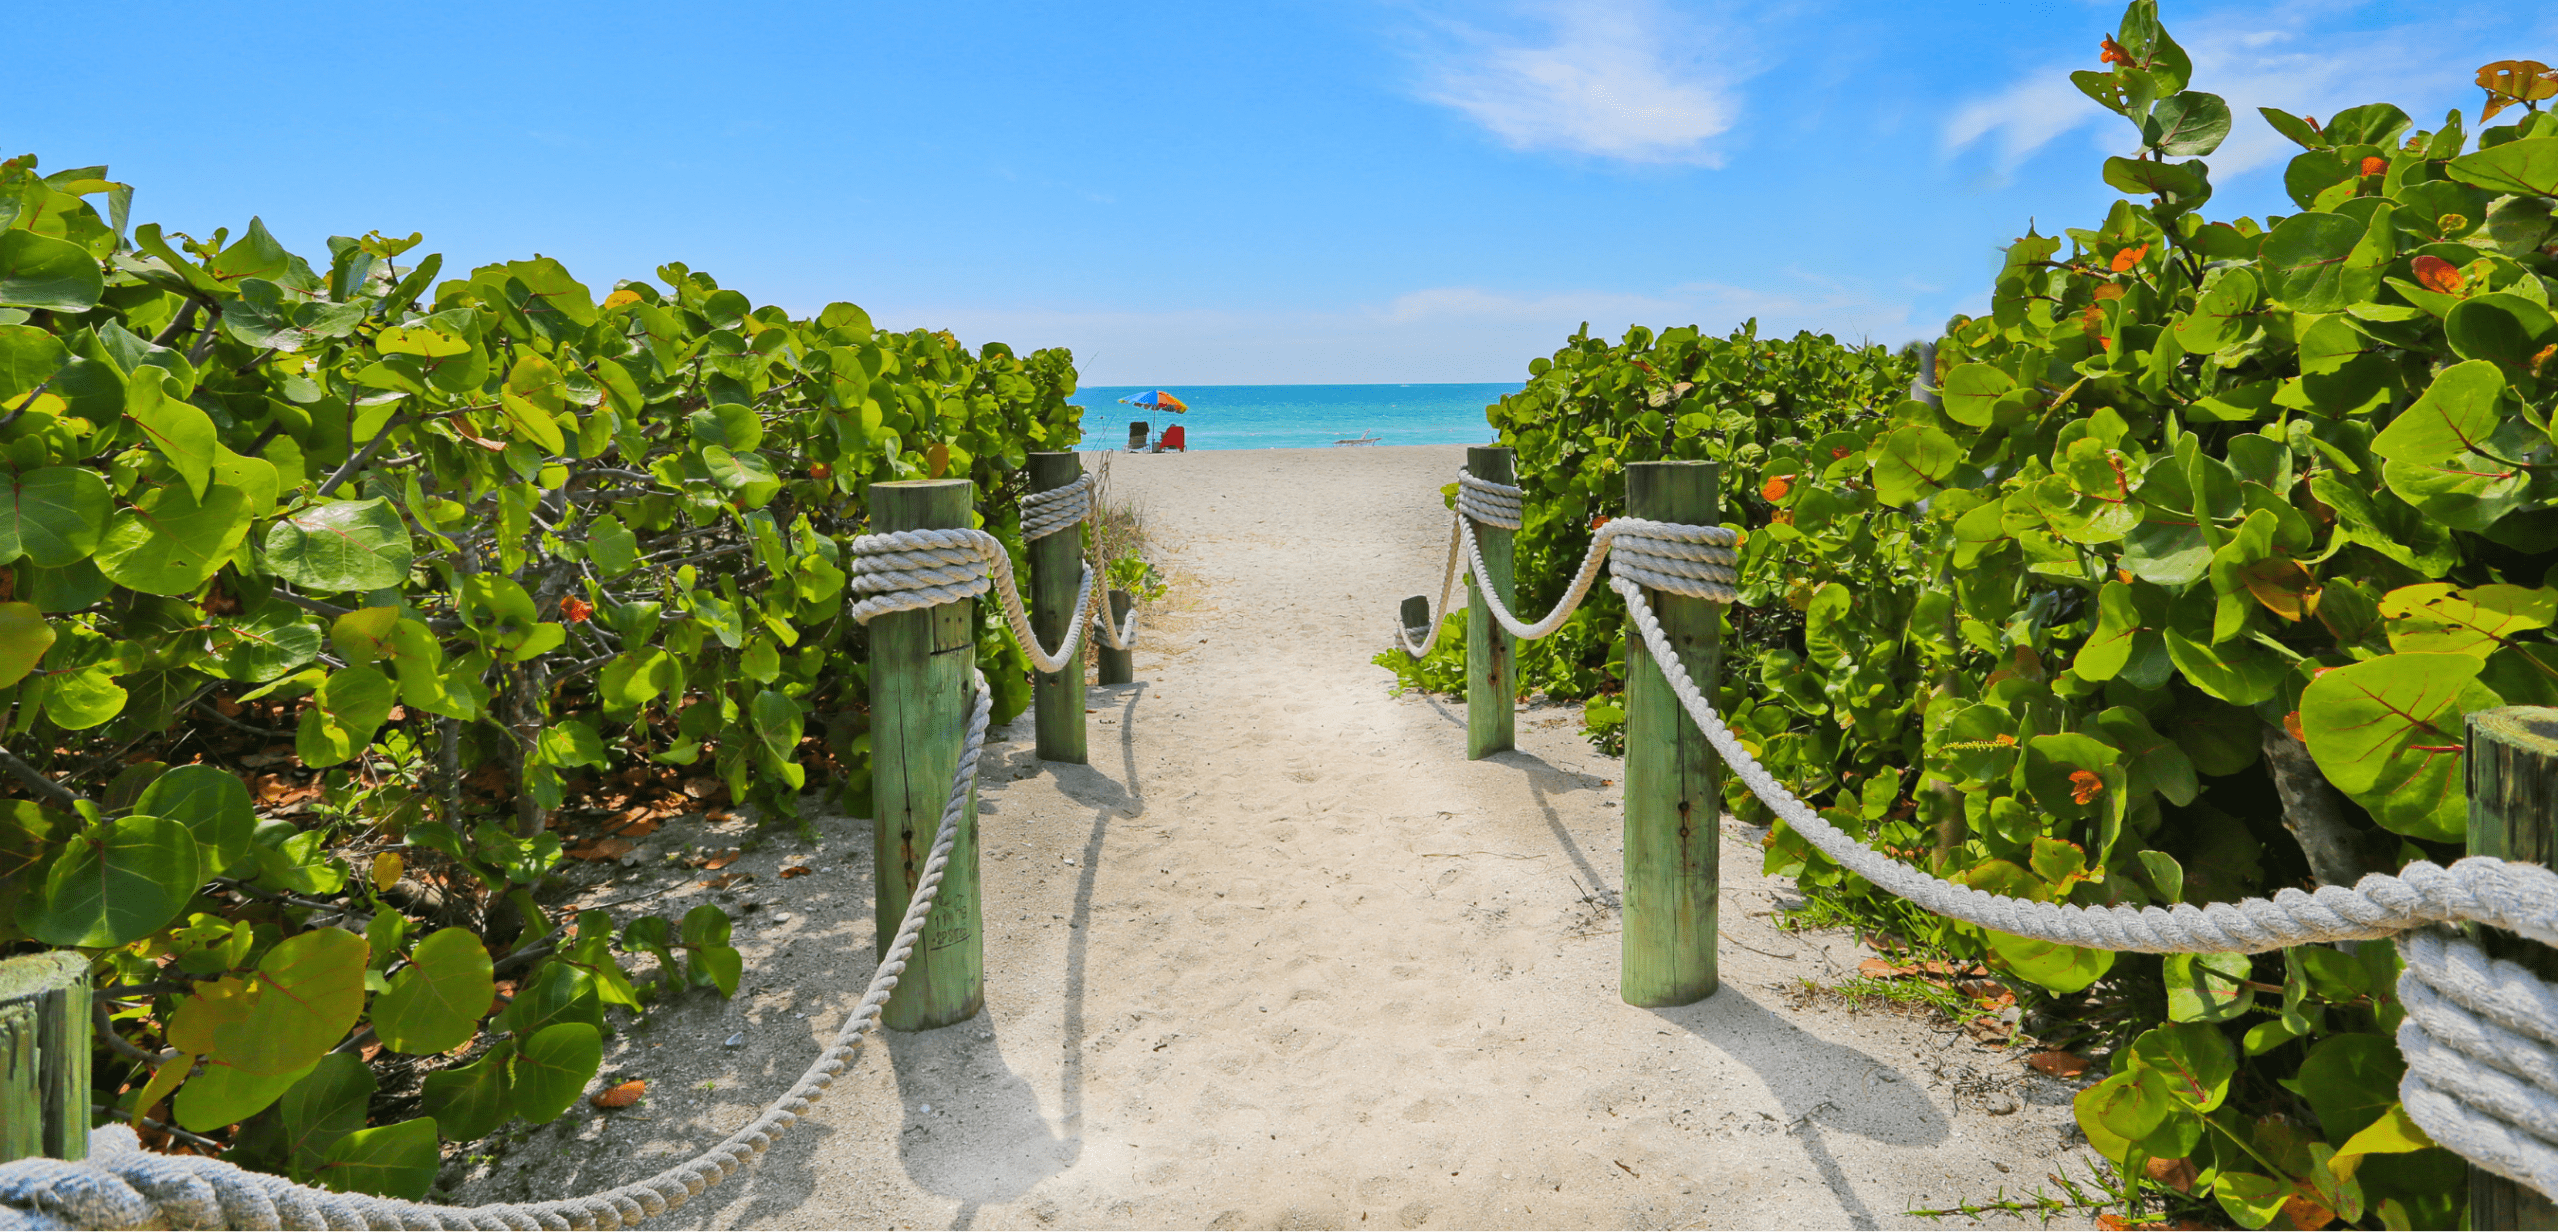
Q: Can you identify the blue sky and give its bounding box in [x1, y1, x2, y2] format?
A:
[9, 1, 2553, 384]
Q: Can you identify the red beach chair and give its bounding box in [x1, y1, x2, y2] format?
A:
[1158, 424, 1186, 453]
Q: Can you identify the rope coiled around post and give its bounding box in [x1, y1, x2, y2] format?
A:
[1604, 570, 2558, 1198]
[1395, 469, 1737, 659]
[0, 671, 995, 1232]
[848, 474, 1138, 662]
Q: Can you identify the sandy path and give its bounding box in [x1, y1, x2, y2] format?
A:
[455, 445, 2099, 1230]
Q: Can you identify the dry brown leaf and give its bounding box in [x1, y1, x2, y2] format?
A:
[778, 864, 813, 879]
[2027, 1050, 2090, 1077]
[592, 1080, 646, 1109]
[694, 848, 742, 870]
[567, 838, 637, 862]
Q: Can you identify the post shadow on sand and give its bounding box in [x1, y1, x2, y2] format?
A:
[893, 677, 1150, 1227]
[1647, 992, 1950, 1231]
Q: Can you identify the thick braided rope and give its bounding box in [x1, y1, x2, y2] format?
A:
[1394, 470, 1737, 658]
[1612, 573, 2558, 1195]
[1611, 575, 2558, 955]
[1018, 474, 1092, 543]
[0, 672, 994, 1232]
[848, 528, 1093, 676]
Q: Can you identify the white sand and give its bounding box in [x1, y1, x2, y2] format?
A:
[454, 444, 2100, 1230]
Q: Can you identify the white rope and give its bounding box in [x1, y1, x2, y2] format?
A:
[1018, 474, 1092, 543]
[0, 671, 996, 1232]
[1607, 571, 2558, 1197]
[847, 528, 1094, 676]
[1394, 470, 1736, 658]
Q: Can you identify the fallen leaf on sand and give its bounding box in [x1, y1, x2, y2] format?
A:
[2028, 1050, 2090, 1077]
[779, 864, 813, 879]
[692, 848, 741, 870]
[567, 838, 636, 861]
[593, 1080, 646, 1108]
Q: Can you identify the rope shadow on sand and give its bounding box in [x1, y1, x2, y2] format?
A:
[1647, 993, 1949, 1231]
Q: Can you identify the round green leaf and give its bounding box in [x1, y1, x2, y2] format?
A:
[95, 482, 252, 596]
[0, 229, 104, 312]
[0, 323, 69, 402]
[135, 763, 257, 878]
[2164, 951, 2256, 1024]
[2261, 211, 2371, 312]
[42, 662, 127, 730]
[14, 815, 200, 946]
[2369, 360, 2505, 466]
[2447, 135, 2558, 197]
[0, 466, 113, 569]
[172, 1058, 315, 1132]
[315, 1117, 441, 1200]
[2442, 294, 2558, 387]
[1985, 929, 2114, 993]
[373, 927, 495, 1056]
[0, 602, 55, 689]
[2285, 1033, 2405, 1144]
[279, 1052, 376, 1175]
[2130, 1021, 2237, 1111]
[508, 1021, 602, 1124]
[125, 371, 217, 501]
[263, 498, 414, 593]
[183, 927, 368, 1076]
[419, 1046, 513, 1143]
[2299, 652, 2498, 840]
[1872, 424, 1959, 506]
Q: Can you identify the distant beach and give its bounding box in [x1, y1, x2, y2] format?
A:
[1080, 383, 1519, 450]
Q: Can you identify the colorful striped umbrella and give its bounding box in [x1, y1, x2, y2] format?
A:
[1118, 390, 1188, 413]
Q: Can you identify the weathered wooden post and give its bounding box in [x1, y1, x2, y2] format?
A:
[1027, 452, 1088, 764]
[870, 479, 983, 1030]
[2465, 707, 2558, 1229]
[1621, 460, 1722, 1008]
[1099, 590, 1135, 686]
[1, 950, 90, 1163]
[1466, 446, 1517, 760]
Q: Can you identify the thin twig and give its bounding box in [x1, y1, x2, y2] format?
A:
[89, 1104, 224, 1153]
[319, 413, 411, 494]
[0, 741, 88, 810]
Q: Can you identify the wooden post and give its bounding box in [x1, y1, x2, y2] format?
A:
[1, 950, 90, 1163]
[2465, 707, 2558, 1229]
[1401, 595, 1432, 649]
[1621, 461, 1722, 1008]
[1099, 590, 1135, 686]
[1466, 446, 1517, 760]
[870, 479, 983, 1031]
[1028, 453, 1088, 765]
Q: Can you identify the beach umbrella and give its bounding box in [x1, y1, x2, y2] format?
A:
[1118, 390, 1188, 413]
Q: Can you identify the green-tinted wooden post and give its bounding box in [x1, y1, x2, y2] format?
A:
[1028, 453, 1088, 764]
[1466, 446, 1517, 760]
[1621, 461, 1722, 1008]
[1401, 596, 1432, 649]
[2465, 707, 2558, 1229]
[1098, 590, 1135, 686]
[870, 479, 983, 1031]
[0, 950, 90, 1163]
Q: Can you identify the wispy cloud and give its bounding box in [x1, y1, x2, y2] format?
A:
[1411, 2, 1751, 166]
[1944, 1, 2558, 180]
[879, 276, 1919, 385]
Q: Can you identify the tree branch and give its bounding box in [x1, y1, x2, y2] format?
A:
[0, 742, 87, 810]
[2260, 724, 2387, 887]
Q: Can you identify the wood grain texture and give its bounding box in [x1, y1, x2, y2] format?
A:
[870, 479, 984, 1030]
[1621, 461, 1721, 1008]
[1029, 453, 1089, 765]
[1465, 446, 1517, 761]
[0, 951, 88, 1162]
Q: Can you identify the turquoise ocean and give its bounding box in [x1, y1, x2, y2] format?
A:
[1078, 384, 1520, 451]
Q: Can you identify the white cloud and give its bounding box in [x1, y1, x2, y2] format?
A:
[1413, 2, 1748, 166]
[1943, 2, 2557, 180]
[876, 277, 1920, 385]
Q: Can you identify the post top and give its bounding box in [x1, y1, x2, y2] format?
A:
[2471, 706, 2558, 755]
[0, 950, 88, 1001]
[871, 479, 973, 491]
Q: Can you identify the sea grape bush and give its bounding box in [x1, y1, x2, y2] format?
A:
[0, 155, 1081, 1196]
[1388, 6, 2558, 1224]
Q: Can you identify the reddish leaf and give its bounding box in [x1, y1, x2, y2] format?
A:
[1760, 474, 1793, 502]
[565, 838, 635, 862]
[592, 1080, 646, 1109]
[2109, 243, 2149, 272]
[2068, 769, 2105, 805]
[2028, 1050, 2091, 1077]
[778, 864, 813, 879]
[2358, 155, 2385, 177]
[2412, 254, 2465, 295]
[561, 596, 593, 624]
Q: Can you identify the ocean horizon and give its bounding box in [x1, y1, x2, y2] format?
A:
[1078, 383, 1520, 451]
